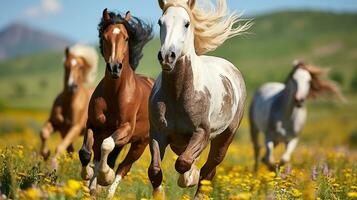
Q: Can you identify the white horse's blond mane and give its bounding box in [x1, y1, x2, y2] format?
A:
[69, 44, 99, 84]
[162, 0, 252, 55]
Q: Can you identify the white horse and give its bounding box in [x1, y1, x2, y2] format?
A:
[148, 0, 251, 198]
[249, 61, 345, 171]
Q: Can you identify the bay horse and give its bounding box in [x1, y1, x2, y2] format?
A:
[249, 61, 345, 171]
[148, 0, 251, 198]
[78, 9, 154, 199]
[39, 44, 98, 167]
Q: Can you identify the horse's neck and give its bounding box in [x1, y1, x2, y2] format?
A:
[279, 85, 297, 118]
[104, 64, 135, 96]
[162, 56, 194, 101]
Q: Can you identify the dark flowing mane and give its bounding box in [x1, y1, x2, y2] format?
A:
[98, 11, 153, 70]
[286, 60, 346, 101]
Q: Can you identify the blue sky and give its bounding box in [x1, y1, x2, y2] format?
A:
[1, 0, 356, 44]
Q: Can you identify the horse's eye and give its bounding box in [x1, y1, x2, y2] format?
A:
[158, 19, 162, 26]
[125, 37, 129, 42]
[185, 21, 190, 28]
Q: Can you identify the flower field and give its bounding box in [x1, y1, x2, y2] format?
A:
[0, 104, 356, 200]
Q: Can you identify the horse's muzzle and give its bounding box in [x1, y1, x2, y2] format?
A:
[68, 84, 78, 93]
[107, 63, 122, 79]
[295, 98, 305, 108]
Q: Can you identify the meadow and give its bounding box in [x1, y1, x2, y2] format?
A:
[0, 11, 357, 199]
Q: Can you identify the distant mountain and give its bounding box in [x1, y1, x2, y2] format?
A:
[0, 22, 72, 60]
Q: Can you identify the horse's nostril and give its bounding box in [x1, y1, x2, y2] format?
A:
[158, 51, 163, 61]
[118, 63, 123, 69]
[170, 52, 176, 59]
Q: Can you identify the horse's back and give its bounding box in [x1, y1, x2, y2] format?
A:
[198, 55, 246, 137]
[250, 82, 285, 132]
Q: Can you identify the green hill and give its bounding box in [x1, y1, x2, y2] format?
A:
[0, 11, 356, 110]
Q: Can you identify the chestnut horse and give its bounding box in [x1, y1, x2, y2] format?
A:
[148, 0, 251, 199]
[78, 9, 154, 199]
[40, 44, 98, 167]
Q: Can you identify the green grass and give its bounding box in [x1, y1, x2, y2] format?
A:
[0, 11, 357, 110]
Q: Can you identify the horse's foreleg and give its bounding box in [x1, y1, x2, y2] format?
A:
[40, 121, 54, 160]
[175, 127, 209, 174]
[148, 131, 168, 200]
[79, 128, 94, 180]
[97, 123, 131, 186]
[280, 137, 299, 165]
[262, 139, 276, 171]
[195, 127, 235, 199]
[106, 140, 148, 199]
[51, 124, 82, 168]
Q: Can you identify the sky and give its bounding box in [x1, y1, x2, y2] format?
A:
[0, 0, 356, 44]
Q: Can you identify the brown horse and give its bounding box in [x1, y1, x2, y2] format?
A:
[78, 9, 154, 199]
[40, 44, 98, 168]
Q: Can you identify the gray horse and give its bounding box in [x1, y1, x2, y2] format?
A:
[249, 61, 345, 171]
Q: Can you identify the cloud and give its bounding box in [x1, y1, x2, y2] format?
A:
[24, 0, 62, 17]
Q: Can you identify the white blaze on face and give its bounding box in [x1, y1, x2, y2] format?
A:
[293, 68, 312, 100]
[112, 27, 121, 35]
[68, 58, 77, 86]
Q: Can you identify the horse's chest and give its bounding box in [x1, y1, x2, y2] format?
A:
[90, 98, 120, 131]
[156, 92, 210, 136]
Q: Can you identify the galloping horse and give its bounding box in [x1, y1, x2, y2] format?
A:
[40, 44, 98, 167]
[249, 61, 345, 171]
[78, 9, 154, 199]
[148, 0, 251, 198]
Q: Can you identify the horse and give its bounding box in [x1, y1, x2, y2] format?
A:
[78, 9, 154, 199]
[249, 61, 345, 171]
[39, 44, 98, 168]
[148, 0, 251, 198]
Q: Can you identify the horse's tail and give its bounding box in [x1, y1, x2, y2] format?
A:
[69, 44, 99, 85]
[249, 96, 260, 172]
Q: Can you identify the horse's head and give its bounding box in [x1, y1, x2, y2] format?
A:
[286, 61, 312, 107]
[157, 0, 196, 72]
[64, 47, 87, 92]
[286, 61, 346, 107]
[100, 9, 131, 79]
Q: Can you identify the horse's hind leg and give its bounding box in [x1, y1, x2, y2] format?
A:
[106, 140, 148, 199]
[195, 108, 242, 199]
[195, 126, 236, 198]
[40, 121, 54, 160]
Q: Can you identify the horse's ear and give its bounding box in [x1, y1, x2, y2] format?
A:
[187, 0, 196, 9]
[125, 11, 131, 21]
[65, 46, 69, 57]
[103, 8, 111, 21]
[158, 0, 166, 10]
[293, 59, 304, 68]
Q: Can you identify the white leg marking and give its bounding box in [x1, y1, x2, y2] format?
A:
[177, 164, 200, 188]
[107, 175, 122, 199]
[266, 140, 275, 163]
[89, 161, 99, 192]
[281, 138, 299, 162]
[99, 136, 115, 172]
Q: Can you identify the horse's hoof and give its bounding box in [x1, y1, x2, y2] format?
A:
[177, 165, 200, 188]
[97, 168, 115, 186]
[51, 158, 59, 170]
[262, 158, 276, 171]
[81, 166, 94, 181]
[41, 149, 51, 160]
[153, 186, 165, 200]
